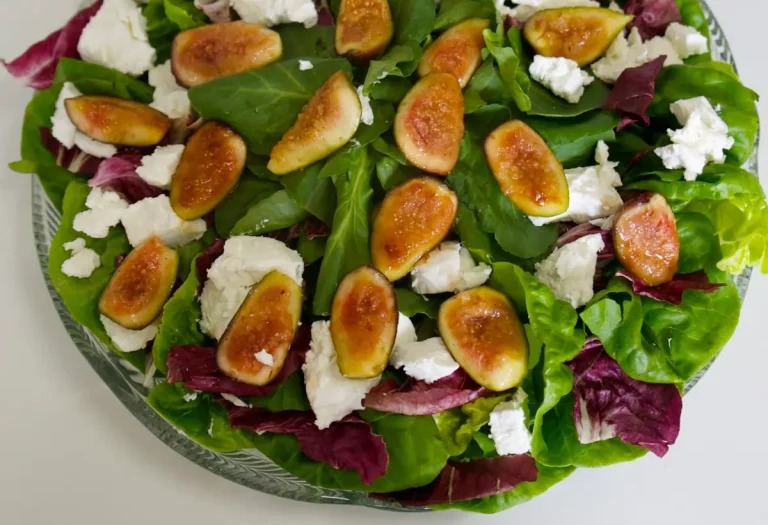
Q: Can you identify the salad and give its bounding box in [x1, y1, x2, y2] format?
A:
[5, 0, 765, 514]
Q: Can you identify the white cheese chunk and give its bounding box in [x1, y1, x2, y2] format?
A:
[148, 60, 191, 119]
[101, 315, 160, 353]
[390, 337, 459, 384]
[183, 391, 198, 402]
[591, 28, 682, 84]
[498, 0, 599, 22]
[121, 195, 207, 248]
[221, 393, 251, 407]
[654, 96, 734, 181]
[411, 242, 491, 295]
[136, 145, 185, 189]
[394, 313, 418, 347]
[231, 0, 318, 28]
[73, 187, 129, 239]
[77, 0, 156, 76]
[51, 82, 117, 159]
[199, 236, 305, 340]
[356, 86, 374, 126]
[490, 389, 532, 456]
[529, 55, 594, 104]
[530, 141, 623, 226]
[664, 22, 708, 59]
[298, 59, 314, 71]
[61, 238, 101, 278]
[535, 233, 605, 308]
[608, 1, 622, 12]
[303, 321, 380, 429]
[254, 349, 275, 367]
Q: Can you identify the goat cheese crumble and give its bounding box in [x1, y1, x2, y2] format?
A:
[535, 234, 605, 308]
[529, 55, 595, 104]
[73, 187, 129, 239]
[148, 60, 191, 119]
[490, 389, 532, 456]
[120, 195, 207, 248]
[411, 242, 491, 295]
[230, 0, 318, 28]
[298, 60, 314, 71]
[136, 145, 185, 189]
[61, 238, 101, 279]
[664, 22, 708, 59]
[356, 86, 374, 126]
[101, 314, 160, 353]
[497, 0, 599, 22]
[591, 27, 682, 84]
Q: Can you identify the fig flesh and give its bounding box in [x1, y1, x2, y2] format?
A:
[268, 71, 362, 175]
[217, 271, 303, 386]
[172, 21, 283, 88]
[170, 121, 247, 220]
[99, 236, 178, 330]
[484, 120, 569, 217]
[331, 266, 398, 379]
[438, 286, 528, 392]
[335, 0, 394, 62]
[394, 73, 464, 175]
[613, 192, 679, 287]
[524, 7, 633, 66]
[418, 18, 490, 88]
[65, 96, 171, 147]
[371, 177, 459, 281]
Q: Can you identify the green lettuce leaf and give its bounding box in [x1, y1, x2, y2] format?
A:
[143, 0, 179, 63]
[483, 28, 531, 112]
[433, 395, 508, 456]
[434, 0, 494, 30]
[163, 0, 208, 30]
[246, 373, 312, 412]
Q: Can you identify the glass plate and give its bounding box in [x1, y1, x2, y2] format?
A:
[29, 0, 757, 512]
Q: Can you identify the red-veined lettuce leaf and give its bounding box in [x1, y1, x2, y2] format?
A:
[88, 152, 163, 203]
[39, 127, 102, 175]
[624, 0, 681, 39]
[603, 56, 666, 131]
[615, 269, 725, 305]
[195, 238, 225, 281]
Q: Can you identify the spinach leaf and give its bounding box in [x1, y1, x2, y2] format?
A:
[298, 236, 327, 265]
[53, 59, 154, 101]
[164, 0, 208, 30]
[230, 190, 309, 236]
[375, 155, 415, 191]
[355, 101, 396, 145]
[395, 289, 441, 319]
[176, 228, 216, 281]
[525, 110, 619, 167]
[483, 28, 531, 112]
[246, 374, 311, 412]
[189, 58, 353, 155]
[363, 42, 423, 94]
[214, 171, 282, 237]
[454, 203, 516, 265]
[313, 146, 373, 315]
[277, 24, 337, 59]
[280, 162, 337, 224]
[368, 76, 413, 102]
[389, 0, 437, 45]
[434, 0, 495, 30]
[446, 136, 558, 260]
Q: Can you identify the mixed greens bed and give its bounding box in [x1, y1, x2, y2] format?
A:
[5, 0, 765, 514]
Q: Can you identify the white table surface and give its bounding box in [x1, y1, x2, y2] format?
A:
[0, 1, 765, 523]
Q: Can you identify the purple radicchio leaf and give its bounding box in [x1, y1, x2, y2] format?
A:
[604, 56, 666, 131]
[363, 369, 488, 416]
[39, 127, 102, 175]
[566, 337, 682, 457]
[373, 455, 539, 506]
[193, 0, 232, 23]
[269, 217, 331, 243]
[315, 0, 334, 26]
[2, 1, 102, 89]
[88, 152, 163, 204]
[557, 223, 615, 263]
[166, 323, 311, 396]
[504, 16, 525, 31]
[624, 0, 682, 40]
[195, 238, 225, 282]
[226, 407, 389, 485]
[615, 269, 725, 306]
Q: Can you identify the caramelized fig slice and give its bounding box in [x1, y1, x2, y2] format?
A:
[268, 71, 362, 175]
[335, 0, 394, 62]
[613, 192, 679, 287]
[394, 73, 464, 175]
[217, 271, 303, 386]
[371, 177, 459, 281]
[418, 18, 490, 88]
[331, 266, 398, 379]
[484, 120, 568, 217]
[524, 7, 633, 66]
[99, 236, 178, 330]
[170, 121, 247, 220]
[438, 287, 528, 392]
[172, 21, 283, 88]
[65, 96, 172, 147]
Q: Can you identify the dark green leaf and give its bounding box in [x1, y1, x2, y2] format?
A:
[281, 162, 337, 224]
[214, 171, 282, 237]
[230, 190, 309, 236]
[363, 42, 423, 94]
[298, 236, 327, 265]
[395, 289, 441, 319]
[434, 0, 494, 30]
[389, 0, 437, 44]
[277, 24, 337, 59]
[676, 212, 721, 273]
[164, 0, 208, 30]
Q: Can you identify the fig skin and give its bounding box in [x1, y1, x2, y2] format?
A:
[217, 271, 303, 386]
[438, 286, 528, 392]
[394, 73, 465, 175]
[99, 236, 179, 330]
[65, 96, 172, 147]
[371, 177, 459, 282]
[335, 0, 394, 62]
[172, 21, 283, 88]
[524, 7, 633, 66]
[418, 18, 491, 88]
[484, 120, 569, 217]
[613, 192, 680, 287]
[268, 71, 362, 175]
[331, 266, 398, 379]
[170, 121, 247, 220]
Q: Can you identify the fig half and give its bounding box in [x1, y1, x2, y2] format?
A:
[170, 121, 247, 220]
[438, 287, 528, 392]
[484, 120, 569, 217]
[335, 0, 394, 62]
[394, 73, 464, 175]
[172, 21, 283, 88]
[331, 266, 398, 379]
[268, 71, 362, 175]
[371, 177, 459, 281]
[65, 96, 172, 147]
[613, 192, 679, 286]
[217, 271, 303, 386]
[418, 18, 490, 88]
[99, 236, 178, 330]
[524, 7, 633, 66]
